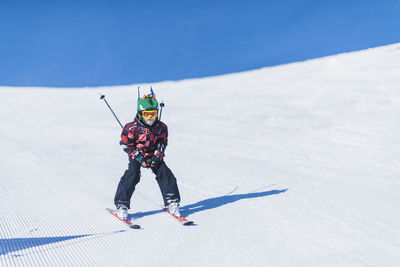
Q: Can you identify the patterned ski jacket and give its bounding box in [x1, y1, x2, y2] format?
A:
[120, 116, 168, 160]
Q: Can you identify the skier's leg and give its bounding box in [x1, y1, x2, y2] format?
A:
[152, 161, 181, 206]
[114, 158, 141, 209]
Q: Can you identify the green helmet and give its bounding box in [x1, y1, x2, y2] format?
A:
[137, 94, 159, 112]
[137, 87, 159, 123]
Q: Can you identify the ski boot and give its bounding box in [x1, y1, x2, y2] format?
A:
[116, 204, 129, 220]
[167, 202, 181, 218]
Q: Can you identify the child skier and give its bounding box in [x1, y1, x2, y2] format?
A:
[114, 90, 181, 220]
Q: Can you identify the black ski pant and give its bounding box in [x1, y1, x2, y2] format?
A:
[114, 158, 181, 209]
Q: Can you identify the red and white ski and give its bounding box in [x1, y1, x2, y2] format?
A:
[106, 208, 141, 229]
[164, 209, 194, 226]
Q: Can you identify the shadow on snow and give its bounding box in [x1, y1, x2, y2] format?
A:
[133, 209, 165, 220]
[181, 189, 288, 217]
[133, 189, 288, 219]
[0, 231, 125, 256]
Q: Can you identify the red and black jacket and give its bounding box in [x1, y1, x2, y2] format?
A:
[120, 116, 168, 160]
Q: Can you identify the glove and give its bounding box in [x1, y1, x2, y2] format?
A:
[121, 145, 131, 153]
[146, 156, 162, 168]
[129, 148, 145, 165]
[135, 155, 149, 168]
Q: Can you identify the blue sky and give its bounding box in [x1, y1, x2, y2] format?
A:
[0, 0, 399, 87]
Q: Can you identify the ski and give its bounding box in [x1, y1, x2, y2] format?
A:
[164, 209, 194, 226]
[106, 208, 141, 229]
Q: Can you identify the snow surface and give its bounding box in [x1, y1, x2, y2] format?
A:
[1, 43, 400, 267]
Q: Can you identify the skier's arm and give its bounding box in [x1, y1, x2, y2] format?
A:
[154, 124, 168, 160]
[120, 124, 137, 155]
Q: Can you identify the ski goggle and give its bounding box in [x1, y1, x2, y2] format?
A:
[141, 110, 158, 119]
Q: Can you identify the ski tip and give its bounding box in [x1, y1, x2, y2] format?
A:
[130, 224, 141, 229]
[183, 221, 194, 226]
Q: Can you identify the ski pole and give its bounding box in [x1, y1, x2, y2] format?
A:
[99, 94, 123, 129]
[159, 101, 165, 120]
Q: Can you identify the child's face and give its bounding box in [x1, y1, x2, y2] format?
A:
[144, 117, 155, 126]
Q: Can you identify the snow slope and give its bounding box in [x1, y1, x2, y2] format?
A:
[1, 43, 400, 266]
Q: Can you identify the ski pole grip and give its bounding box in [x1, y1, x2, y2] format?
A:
[159, 101, 165, 120]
